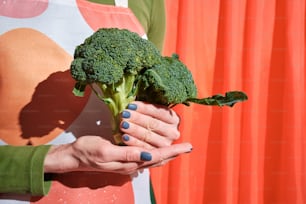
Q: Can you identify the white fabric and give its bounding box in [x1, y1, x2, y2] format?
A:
[114, 0, 128, 8]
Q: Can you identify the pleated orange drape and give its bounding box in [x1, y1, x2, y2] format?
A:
[150, 0, 306, 203]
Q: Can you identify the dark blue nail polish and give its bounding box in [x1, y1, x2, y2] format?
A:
[121, 121, 129, 129]
[122, 135, 130, 141]
[122, 111, 131, 118]
[127, 103, 137, 110]
[140, 152, 152, 161]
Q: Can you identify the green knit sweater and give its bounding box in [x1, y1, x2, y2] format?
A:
[0, 0, 165, 195]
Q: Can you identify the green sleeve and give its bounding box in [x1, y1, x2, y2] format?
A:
[145, 0, 166, 52]
[87, 0, 166, 52]
[129, 0, 166, 52]
[0, 145, 52, 195]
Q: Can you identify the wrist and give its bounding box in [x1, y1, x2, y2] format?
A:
[44, 144, 79, 173]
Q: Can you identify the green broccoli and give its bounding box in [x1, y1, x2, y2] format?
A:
[70, 28, 247, 144]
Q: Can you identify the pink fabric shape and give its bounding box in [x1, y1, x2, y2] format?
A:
[0, 0, 48, 18]
[76, 0, 145, 36]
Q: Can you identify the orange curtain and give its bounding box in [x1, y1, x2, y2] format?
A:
[151, 0, 306, 203]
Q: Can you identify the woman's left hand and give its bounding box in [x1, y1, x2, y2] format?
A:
[119, 101, 181, 149]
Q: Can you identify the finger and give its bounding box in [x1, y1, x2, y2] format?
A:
[141, 156, 176, 169]
[120, 120, 172, 147]
[127, 101, 180, 125]
[121, 110, 180, 141]
[102, 143, 192, 172]
[122, 134, 155, 150]
[140, 142, 193, 167]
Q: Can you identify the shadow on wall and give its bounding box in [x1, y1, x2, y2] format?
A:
[19, 70, 113, 143]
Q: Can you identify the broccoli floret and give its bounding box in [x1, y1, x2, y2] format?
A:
[137, 54, 197, 106]
[137, 54, 248, 107]
[70, 28, 247, 144]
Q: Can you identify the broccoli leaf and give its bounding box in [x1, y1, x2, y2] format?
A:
[72, 82, 87, 97]
[187, 91, 248, 107]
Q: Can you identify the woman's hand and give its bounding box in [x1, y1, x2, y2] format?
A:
[44, 136, 192, 175]
[119, 101, 181, 149]
[44, 101, 191, 175]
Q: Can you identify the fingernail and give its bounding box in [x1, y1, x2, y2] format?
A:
[122, 111, 131, 118]
[186, 147, 193, 153]
[127, 103, 137, 110]
[121, 121, 130, 129]
[140, 152, 152, 161]
[122, 134, 130, 141]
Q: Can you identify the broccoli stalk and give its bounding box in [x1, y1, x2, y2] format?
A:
[72, 74, 138, 144]
[72, 73, 138, 144]
[91, 74, 137, 144]
[70, 28, 248, 145]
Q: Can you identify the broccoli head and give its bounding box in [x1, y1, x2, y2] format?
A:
[70, 28, 247, 144]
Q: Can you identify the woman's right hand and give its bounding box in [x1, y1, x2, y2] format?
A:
[119, 101, 182, 149]
[44, 136, 192, 175]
